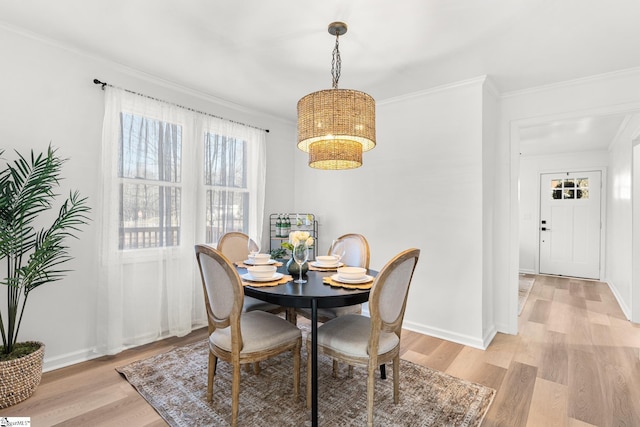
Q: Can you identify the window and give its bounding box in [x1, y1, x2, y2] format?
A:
[119, 113, 182, 249]
[551, 178, 589, 200]
[99, 86, 266, 354]
[204, 133, 249, 244]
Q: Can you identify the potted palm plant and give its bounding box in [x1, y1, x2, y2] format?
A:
[0, 146, 90, 408]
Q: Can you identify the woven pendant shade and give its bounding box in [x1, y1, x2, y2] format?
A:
[308, 139, 363, 170]
[297, 88, 376, 156]
[296, 22, 376, 170]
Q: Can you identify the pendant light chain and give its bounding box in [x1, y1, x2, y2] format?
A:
[331, 35, 342, 89]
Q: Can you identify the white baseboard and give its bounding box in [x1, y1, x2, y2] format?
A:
[401, 319, 490, 350]
[363, 307, 496, 349]
[43, 347, 102, 372]
[605, 278, 631, 320]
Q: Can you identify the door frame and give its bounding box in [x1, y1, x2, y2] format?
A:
[536, 169, 605, 279]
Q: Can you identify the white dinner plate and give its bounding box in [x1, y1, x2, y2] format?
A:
[310, 261, 344, 268]
[330, 274, 374, 284]
[241, 272, 284, 282]
[243, 259, 277, 265]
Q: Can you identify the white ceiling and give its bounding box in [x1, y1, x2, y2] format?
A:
[2, 0, 640, 153]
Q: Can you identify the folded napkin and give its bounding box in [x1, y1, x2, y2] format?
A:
[242, 274, 292, 287]
[235, 261, 283, 268]
[322, 276, 374, 290]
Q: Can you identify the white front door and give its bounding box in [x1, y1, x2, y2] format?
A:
[539, 171, 601, 279]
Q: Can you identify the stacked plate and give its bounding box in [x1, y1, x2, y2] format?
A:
[310, 255, 342, 269]
[244, 253, 276, 265]
[331, 267, 373, 284]
[243, 265, 283, 282]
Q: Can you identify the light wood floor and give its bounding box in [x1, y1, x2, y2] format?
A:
[2, 275, 639, 426]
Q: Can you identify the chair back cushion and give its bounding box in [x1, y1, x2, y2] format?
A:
[195, 245, 242, 324]
[370, 248, 420, 327]
[217, 232, 250, 264]
[331, 233, 370, 268]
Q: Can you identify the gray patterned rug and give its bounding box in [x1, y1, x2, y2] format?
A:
[117, 330, 495, 427]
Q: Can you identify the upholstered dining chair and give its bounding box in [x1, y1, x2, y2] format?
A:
[217, 231, 283, 315]
[305, 248, 420, 427]
[335, 233, 371, 270]
[296, 233, 370, 324]
[195, 244, 302, 427]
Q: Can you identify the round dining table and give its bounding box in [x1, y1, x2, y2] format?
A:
[240, 262, 375, 427]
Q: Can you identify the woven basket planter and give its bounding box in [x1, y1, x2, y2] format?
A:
[0, 342, 45, 408]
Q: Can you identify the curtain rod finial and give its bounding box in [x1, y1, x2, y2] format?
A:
[93, 78, 107, 90]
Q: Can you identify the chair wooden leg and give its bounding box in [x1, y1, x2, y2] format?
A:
[254, 362, 261, 374]
[332, 359, 339, 377]
[286, 307, 297, 325]
[207, 353, 216, 402]
[348, 365, 354, 378]
[293, 339, 301, 400]
[367, 360, 377, 427]
[380, 364, 386, 379]
[231, 362, 241, 427]
[393, 355, 400, 404]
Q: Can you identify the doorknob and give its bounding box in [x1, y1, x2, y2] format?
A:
[541, 227, 551, 231]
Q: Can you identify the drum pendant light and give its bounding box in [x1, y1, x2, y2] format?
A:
[297, 22, 376, 170]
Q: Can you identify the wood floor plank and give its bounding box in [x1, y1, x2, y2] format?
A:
[399, 329, 445, 357]
[568, 348, 605, 426]
[567, 305, 593, 348]
[529, 299, 552, 324]
[539, 330, 568, 385]
[581, 283, 602, 302]
[421, 340, 464, 371]
[526, 378, 568, 427]
[445, 346, 507, 390]
[480, 333, 520, 369]
[483, 361, 537, 427]
[513, 320, 546, 367]
[590, 323, 640, 427]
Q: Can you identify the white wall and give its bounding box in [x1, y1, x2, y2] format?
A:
[482, 81, 500, 345]
[293, 78, 492, 348]
[0, 26, 295, 370]
[606, 114, 640, 319]
[519, 151, 608, 274]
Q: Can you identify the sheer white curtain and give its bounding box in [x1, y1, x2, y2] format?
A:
[97, 87, 266, 355]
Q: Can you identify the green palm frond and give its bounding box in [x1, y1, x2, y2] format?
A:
[0, 146, 91, 354]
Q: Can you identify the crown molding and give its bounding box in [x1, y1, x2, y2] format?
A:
[501, 67, 640, 99]
[377, 75, 488, 106]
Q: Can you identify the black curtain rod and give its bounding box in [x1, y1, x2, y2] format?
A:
[93, 79, 269, 133]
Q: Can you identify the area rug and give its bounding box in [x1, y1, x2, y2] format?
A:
[117, 334, 495, 426]
[518, 274, 535, 315]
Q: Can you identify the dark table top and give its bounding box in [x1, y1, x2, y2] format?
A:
[241, 262, 375, 309]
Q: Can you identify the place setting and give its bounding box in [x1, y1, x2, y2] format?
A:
[236, 237, 283, 268]
[308, 255, 344, 271]
[308, 239, 346, 271]
[323, 266, 375, 289]
[240, 265, 291, 287]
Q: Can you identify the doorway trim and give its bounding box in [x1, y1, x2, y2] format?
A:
[632, 132, 640, 323]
